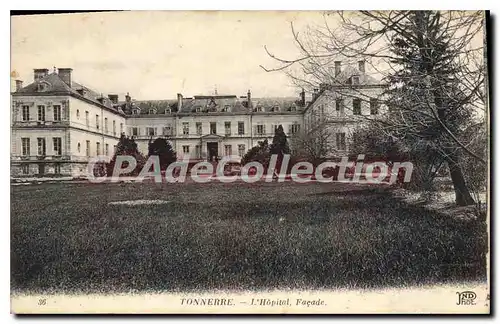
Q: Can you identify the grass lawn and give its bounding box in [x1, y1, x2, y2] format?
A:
[11, 181, 488, 294]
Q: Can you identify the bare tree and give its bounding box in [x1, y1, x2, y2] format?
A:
[290, 120, 333, 163]
[262, 10, 487, 206]
[290, 105, 357, 163]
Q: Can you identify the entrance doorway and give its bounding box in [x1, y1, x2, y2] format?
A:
[207, 142, 218, 162]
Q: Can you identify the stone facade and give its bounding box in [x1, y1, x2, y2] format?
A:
[11, 64, 384, 177]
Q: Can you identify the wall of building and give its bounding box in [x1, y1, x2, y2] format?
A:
[304, 87, 386, 153]
[11, 95, 125, 177]
[69, 97, 126, 137]
[124, 113, 303, 159]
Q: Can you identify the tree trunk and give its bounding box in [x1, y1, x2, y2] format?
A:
[445, 150, 476, 206]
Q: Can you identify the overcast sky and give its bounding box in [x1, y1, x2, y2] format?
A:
[11, 11, 326, 100]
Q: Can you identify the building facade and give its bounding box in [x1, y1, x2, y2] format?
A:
[11, 68, 126, 177]
[11, 63, 384, 177]
[302, 60, 387, 157]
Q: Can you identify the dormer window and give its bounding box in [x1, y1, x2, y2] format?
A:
[165, 107, 171, 114]
[149, 108, 157, 114]
[222, 105, 231, 112]
[37, 82, 50, 92]
[272, 105, 280, 112]
[255, 106, 263, 112]
[132, 108, 140, 115]
[195, 106, 202, 113]
[352, 75, 360, 85]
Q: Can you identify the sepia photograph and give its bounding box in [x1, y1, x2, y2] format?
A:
[9, 9, 490, 314]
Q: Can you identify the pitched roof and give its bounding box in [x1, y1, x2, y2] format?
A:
[125, 95, 304, 116]
[332, 65, 382, 86]
[14, 72, 124, 114]
[252, 97, 302, 112]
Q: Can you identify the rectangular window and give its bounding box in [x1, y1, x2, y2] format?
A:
[104, 117, 108, 133]
[21, 138, 30, 156]
[196, 122, 202, 135]
[352, 75, 360, 85]
[183, 122, 189, 135]
[54, 164, 61, 174]
[53, 105, 61, 121]
[182, 145, 190, 154]
[334, 61, 341, 76]
[370, 98, 379, 115]
[210, 122, 217, 135]
[96, 115, 100, 130]
[85, 111, 89, 127]
[52, 137, 62, 156]
[353, 99, 361, 115]
[22, 106, 30, 121]
[37, 138, 46, 156]
[113, 120, 116, 135]
[195, 145, 201, 158]
[290, 124, 301, 134]
[238, 122, 245, 135]
[336, 98, 344, 114]
[147, 127, 156, 136]
[163, 126, 172, 136]
[132, 127, 138, 136]
[37, 105, 45, 121]
[358, 60, 365, 73]
[86, 140, 90, 157]
[336, 133, 346, 151]
[22, 164, 29, 175]
[225, 122, 231, 135]
[105, 144, 109, 156]
[96, 142, 100, 155]
[238, 144, 245, 157]
[256, 125, 265, 135]
[224, 145, 232, 156]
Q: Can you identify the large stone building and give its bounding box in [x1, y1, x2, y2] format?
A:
[302, 60, 386, 157]
[10, 62, 385, 177]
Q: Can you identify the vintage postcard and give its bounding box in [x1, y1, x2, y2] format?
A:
[10, 10, 490, 314]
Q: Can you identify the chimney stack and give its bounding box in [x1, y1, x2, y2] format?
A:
[15, 80, 23, 92]
[177, 93, 183, 111]
[300, 88, 306, 107]
[334, 61, 341, 77]
[313, 88, 319, 100]
[58, 68, 73, 86]
[247, 89, 252, 109]
[358, 60, 365, 73]
[34, 68, 49, 82]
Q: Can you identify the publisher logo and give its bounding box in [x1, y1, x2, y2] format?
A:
[456, 291, 477, 305]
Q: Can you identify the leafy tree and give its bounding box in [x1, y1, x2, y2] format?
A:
[106, 134, 147, 176]
[350, 123, 445, 193]
[147, 137, 177, 170]
[270, 125, 291, 156]
[241, 139, 270, 166]
[269, 125, 291, 174]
